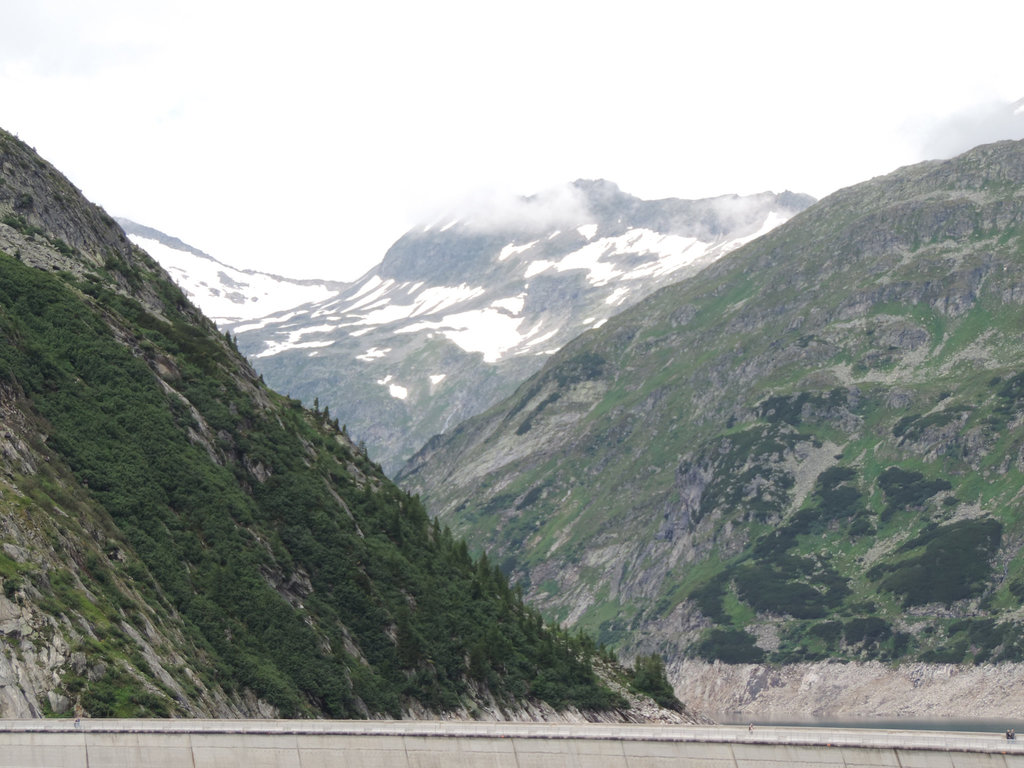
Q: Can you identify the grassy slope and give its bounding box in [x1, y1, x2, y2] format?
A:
[401, 139, 1024, 666]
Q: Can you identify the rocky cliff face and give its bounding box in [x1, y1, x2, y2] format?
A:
[399, 140, 1024, 707]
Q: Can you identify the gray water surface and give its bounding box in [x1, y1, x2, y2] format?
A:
[710, 714, 1022, 734]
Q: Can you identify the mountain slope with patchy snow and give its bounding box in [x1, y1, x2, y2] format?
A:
[118, 218, 345, 324]
[227, 181, 813, 471]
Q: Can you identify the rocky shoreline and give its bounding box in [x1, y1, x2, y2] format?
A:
[673, 660, 1024, 720]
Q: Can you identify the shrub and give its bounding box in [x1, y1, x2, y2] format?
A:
[694, 628, 765, 664]
[843, 617, 891, 647]
[734, 564, 830, 619]
[877, 467, 951, 522]
[630, 654, 683, 711]
[872, 518, 1002, 606]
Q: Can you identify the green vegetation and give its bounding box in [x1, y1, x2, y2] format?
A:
[397, 138, 1024, 674]
[0, 244, 631, 717]
[868, 519, 1002, 607]
[695, 628, 764, 664]
[876, 467, 951, 523]
[628, 654, 683, 711]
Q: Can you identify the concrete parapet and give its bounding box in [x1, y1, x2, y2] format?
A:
[0, 720, 1022, 767]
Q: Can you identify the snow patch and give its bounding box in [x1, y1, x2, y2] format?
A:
[397, 305, 535, 363]
[347, 278, 397, 312]
[498, 240, 538, 261]
[249, 323, 338, 358]
[348, 274, 387, 302]
[547, 228, 714, 287]
[253, 339, 334, 358]
[348, 284, 486, 328]
[605, 287, 631, 306]
[377, 375, 407, 399]
[429, 374, 446, 385]
[522, 328, 559, 350]
[724, 209, 790, 251]
[576, 223, 598, 240]
[234, 310, 303, 333]
[129, 235, 335, 324]
[524, 259, 556, 278]
[358, 347, 391, 362]
[349, 281, 391, 306]
[491, 294, 526, 314]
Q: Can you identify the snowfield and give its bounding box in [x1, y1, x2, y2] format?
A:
[132, 191, 806, 375]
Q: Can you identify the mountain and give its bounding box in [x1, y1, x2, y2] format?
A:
[117, 218, 345, 325]
[222, 181, 813, 472]
[398, 140, 1024, 699]
[0, 127, 688, 721]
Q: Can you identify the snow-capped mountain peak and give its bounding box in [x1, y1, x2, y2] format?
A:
[127, 182, 814, 472]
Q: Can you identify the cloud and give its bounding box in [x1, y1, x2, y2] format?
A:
[704, 193, 775, 228]
[426, 184, 593, 234]
[919, 99, 1024, 160]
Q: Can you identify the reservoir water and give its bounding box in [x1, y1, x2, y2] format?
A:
[711, 713, 1023, 733]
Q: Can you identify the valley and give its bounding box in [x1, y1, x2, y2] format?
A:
[130, 182, 812, 473]
[8, 119, 1024, 723]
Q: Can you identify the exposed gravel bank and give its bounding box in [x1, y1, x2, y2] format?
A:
[674, 660, 1024, 720]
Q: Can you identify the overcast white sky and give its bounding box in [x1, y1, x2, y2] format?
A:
[1, 1, 1022, 281]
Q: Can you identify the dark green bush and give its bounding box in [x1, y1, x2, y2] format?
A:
[877, 467, 951, 522]
[870, 518, 1002, 606]
[689, 577, 729, 623]
[694, 628, 765, 664]
[809, 620, 843, 645]
[630, 654, 683, 711]
[734, 569, 821, 618]
[843, 617, 891, 647]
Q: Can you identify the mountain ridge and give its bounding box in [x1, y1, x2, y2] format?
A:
[117, 217, 347, 325]
[397, 139, 1024, 706]
[213, 181, 813, 471]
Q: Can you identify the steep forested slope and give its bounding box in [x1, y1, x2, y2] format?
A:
[400, 139, 1024, 671]
[0, 128, 674, 720]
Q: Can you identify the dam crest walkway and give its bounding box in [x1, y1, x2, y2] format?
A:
[1, 718, 1022, 766]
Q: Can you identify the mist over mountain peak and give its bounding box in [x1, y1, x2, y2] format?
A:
[229, 184, 811, 472]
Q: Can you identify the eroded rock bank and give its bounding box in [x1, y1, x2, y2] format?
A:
[674, 659, 1024, 719]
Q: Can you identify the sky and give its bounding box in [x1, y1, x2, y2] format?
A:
[1, 1, 1022, 282]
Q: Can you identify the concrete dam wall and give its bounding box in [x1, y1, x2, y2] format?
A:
[1, 719, 1023, 767]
